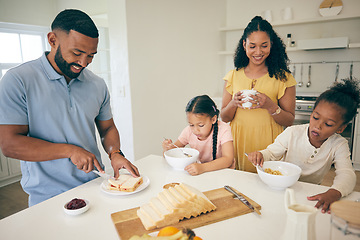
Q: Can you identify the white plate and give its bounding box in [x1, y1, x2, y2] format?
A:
[100, 175, 150, 195]
[63, 199, 90, 216]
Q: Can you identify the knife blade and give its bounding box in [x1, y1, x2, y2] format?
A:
[92, 170, 114, 180]
[224, 185, 261, 215]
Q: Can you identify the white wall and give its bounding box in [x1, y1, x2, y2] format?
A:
[0, 0, 55, 26]
[106, 0, 135, 164]
[226, 0, 360, 25]
[125, 0, 226, 159]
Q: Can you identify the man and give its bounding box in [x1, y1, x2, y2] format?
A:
[0, 9, 139, 206]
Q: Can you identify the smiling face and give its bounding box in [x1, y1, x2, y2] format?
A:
[308, 101, 347, 148]
[48, 30, 98, 81]
[243, 31, 271, 66]
[187, 113, 217, 141]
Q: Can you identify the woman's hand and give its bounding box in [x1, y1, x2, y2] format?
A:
[250, 91, 277, 112]
[307, 188, 342, 214]
[184, 163, 205, 176]
[247, 151, 264, 167]
[231, 90, 248, 108]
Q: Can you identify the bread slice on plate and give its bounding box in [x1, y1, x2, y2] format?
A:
[107, 175, 131, 190]
[107, 174, 143, 192]
[120, 176, 143, 192]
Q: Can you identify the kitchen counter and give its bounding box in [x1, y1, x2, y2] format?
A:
[1, 154, 359, 239]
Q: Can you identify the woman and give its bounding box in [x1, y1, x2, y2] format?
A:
[220, 16, 296, 172]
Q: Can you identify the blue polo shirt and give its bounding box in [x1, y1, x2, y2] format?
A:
[0, 52, 112, 206]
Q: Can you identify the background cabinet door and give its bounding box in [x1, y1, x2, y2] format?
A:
[8, 158, 21, 176]
[0, 150, 22, 187]
[0, 151, 10, 179]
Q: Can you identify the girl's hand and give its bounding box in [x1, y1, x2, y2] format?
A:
[184, 163, 204, 176]
[247, 151, 264, 167]
[162, 139, 174, 152]
[307, 189, 342, 214]
[250, 91, 276, 111]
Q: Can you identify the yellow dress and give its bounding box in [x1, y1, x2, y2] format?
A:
[224, 68, 296, 172]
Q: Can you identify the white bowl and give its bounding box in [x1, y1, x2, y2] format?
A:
[63, 199, 90, 216]
[164, 148, 199, 170]
[257, 161, 301, 190]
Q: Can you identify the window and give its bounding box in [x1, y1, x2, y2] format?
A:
[0, 23, 49, 80]
[0, 24, 112, 92]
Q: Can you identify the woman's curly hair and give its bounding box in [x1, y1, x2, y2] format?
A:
[234, 16, 290, 81]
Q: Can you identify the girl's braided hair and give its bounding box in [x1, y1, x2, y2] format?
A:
[185, 95, 219, 160]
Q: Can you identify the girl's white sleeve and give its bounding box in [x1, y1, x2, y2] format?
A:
[260, 127, 291, 161]
[331, 140, 356, 197]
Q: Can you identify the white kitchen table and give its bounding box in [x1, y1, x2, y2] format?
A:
[1, 154, 359, 240]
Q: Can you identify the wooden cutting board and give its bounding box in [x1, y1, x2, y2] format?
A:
[111, 187, 261, 239]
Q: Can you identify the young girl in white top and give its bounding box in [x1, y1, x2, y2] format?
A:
[247, 78, 359, 213]
[163, 95, 234, 176]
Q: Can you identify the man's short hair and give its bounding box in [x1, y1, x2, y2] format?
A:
[51, 9, 99, 38]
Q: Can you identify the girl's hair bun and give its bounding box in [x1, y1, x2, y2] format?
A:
[315, 78, 360, 124]
[331, 78, 360, 106]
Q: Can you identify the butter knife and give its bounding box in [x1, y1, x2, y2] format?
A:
[92, 170, 114, 180]
[224, 185, 261, 215]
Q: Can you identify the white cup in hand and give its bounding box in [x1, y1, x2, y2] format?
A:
[241, 89, 257, 109]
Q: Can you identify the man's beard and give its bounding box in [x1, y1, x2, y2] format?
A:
[54, 45, 83, 79]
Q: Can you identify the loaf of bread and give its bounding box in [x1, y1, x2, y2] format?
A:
[107, 175, 143, 192]
[137, 183, 216, 230]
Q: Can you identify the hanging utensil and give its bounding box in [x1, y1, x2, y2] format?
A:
[292, 64, 296, 79]
[350, 62, 353, 80]
[297, 64, 303, 87]
[306, 64, 311, 88]
[335, 62, 339, 82]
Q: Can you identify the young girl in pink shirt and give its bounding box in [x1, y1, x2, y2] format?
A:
[163, 95, 234, 175]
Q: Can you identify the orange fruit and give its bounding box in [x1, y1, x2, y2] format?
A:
[194, 237, 203, 240]
[157, 226, 180, 236]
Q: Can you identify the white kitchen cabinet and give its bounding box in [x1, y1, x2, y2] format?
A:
[0, 150, 22, 187]
[0, 152, 10, 179]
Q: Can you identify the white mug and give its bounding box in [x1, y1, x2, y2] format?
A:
[262, 10, 272, 22]
[241, 89, 257, 109]
[282, 7, 293, 21]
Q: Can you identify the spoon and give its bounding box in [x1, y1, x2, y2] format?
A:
[335, 63, 339, 82]
[244, 153, 264, 172]
[297, 64, 303, 87]
[306, 65, 311, 88]
[163, 137, 192, 157]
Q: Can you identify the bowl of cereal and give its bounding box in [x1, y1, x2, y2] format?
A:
[164, 148, 199, 171]
[257, 161, 302, 190]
